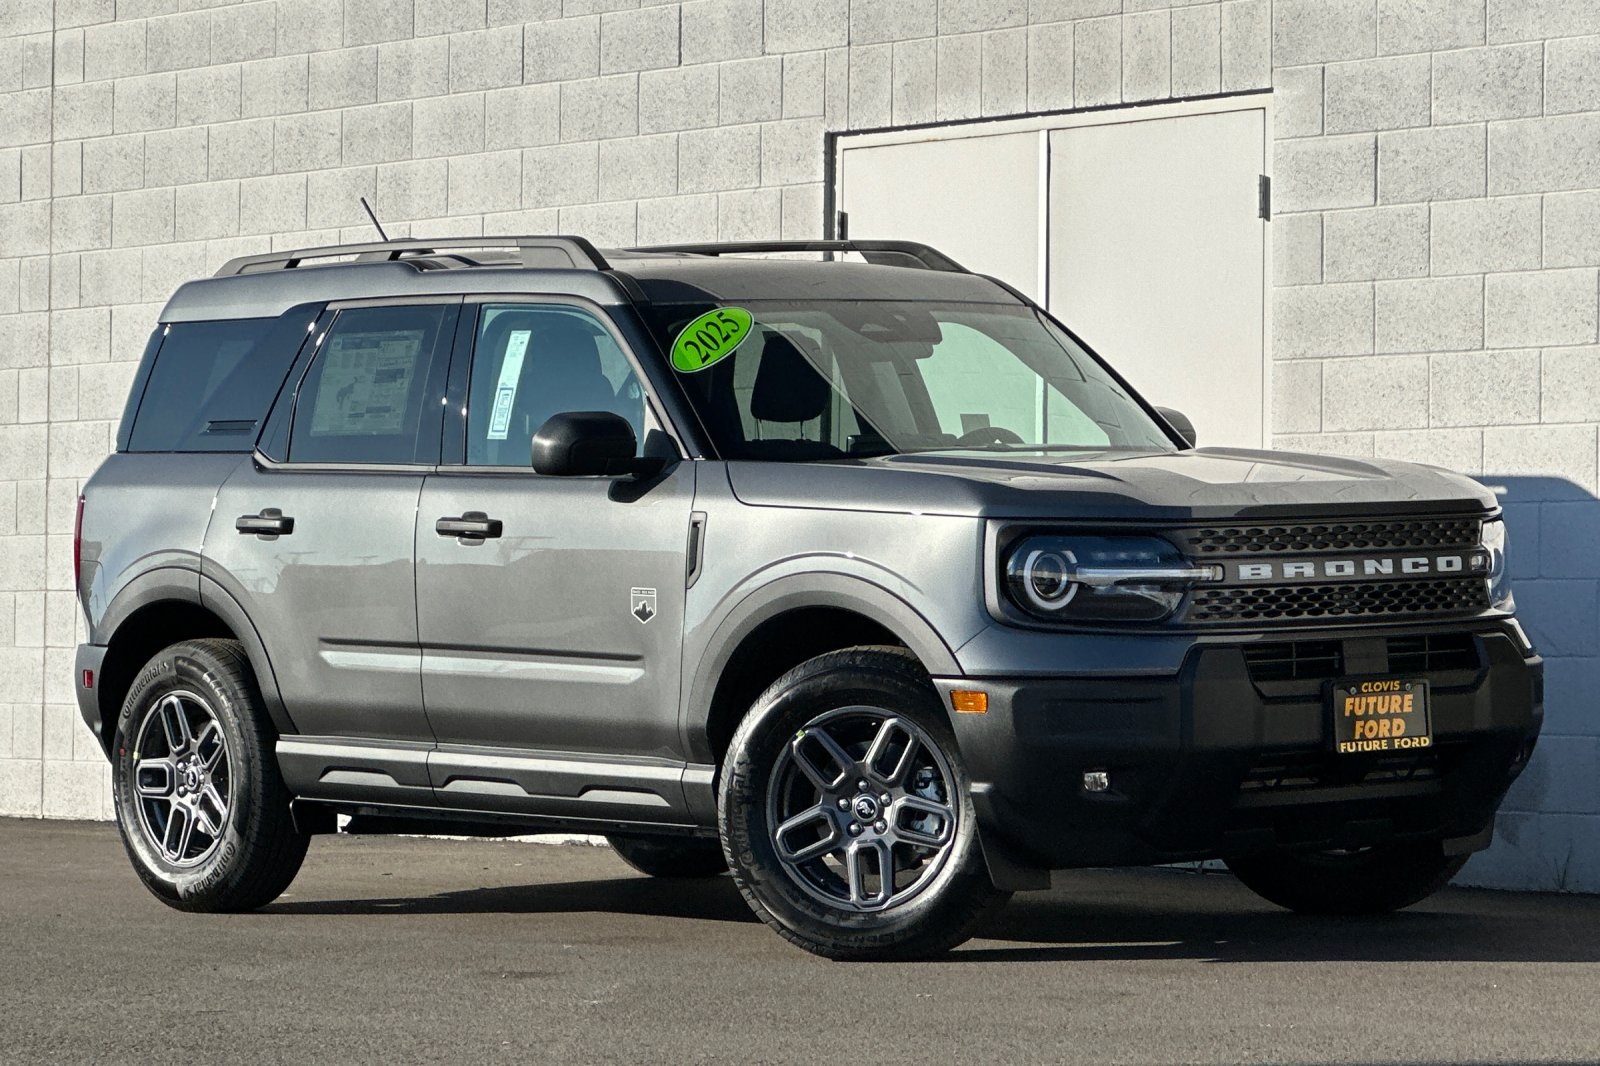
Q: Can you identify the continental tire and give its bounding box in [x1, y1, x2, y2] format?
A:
[1225, 843, 1468, 915]
[606, 834, 728, 878]
[719, 646, 1008, 961]
[111, 639, 308, 912]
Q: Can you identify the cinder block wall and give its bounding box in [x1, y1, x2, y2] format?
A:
[0, 0, 1595, 891]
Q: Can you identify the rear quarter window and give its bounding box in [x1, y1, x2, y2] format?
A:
[125, 317, 300, 452]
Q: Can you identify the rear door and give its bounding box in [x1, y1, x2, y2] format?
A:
[414, 298, 698, 821]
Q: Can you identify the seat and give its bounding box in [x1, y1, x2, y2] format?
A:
[740, 334, 842, 461]
[474, 314, 629, 465]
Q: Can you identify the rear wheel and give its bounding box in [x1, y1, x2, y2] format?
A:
[606, 834, 727, 878]
[1225, 843, 1467, 915]
[111, 639, 308, 912]
[719, 647, 1007, 960]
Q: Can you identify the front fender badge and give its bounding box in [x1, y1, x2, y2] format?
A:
[631, 587, 657, 624]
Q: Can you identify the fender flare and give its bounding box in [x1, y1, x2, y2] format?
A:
[197, 574, 296, 737]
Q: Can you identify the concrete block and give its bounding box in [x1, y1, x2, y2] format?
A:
[1021, 21, 1072, 112]
[1511, 579, 1599, 655]
[76, 248, 145, 308]
[1374, 275, 1482, 354]
[981, 28, 1027, 116]
[310, 47, 379, 111]
[637, 66, 718, 135]
[447, 150, 522, 216]
[1378, 124, 1484, 203]
[1170, 4, 1220, 98]
[600, 6, 678, 74]
[760, 117, 823, 187]
[19, 146, 48, 201]
[1272, 212, 1322, 286]
[175, 181, 240, 241]
[238, 173, 306, 235]
[378, 37, 450, 101]
[1490, 113, 1600, 196]
[177, 66, 242, 126]
[1272, 283, 1374, 358]
[449, 26, 524, 93]
[1120, 10, 1169, 103]
[209, 116, 275, 178]
[1325, 54, 1430, 134]
[1545, 35, 1600, 117]
[1321, 354, 1428, 431]
[1273, 64, 1322, 139]
[1378, 0, 1483, 54]
[939, 0, 1025, 35]
[1543, 346, 1600, 424]
[937, 34, 983, 120]
[720, 57, 783, 125]
[306, 167, 377, 229]
[717, 186, 782, 240]
[275, 111, 343, 173]
[782, 50, 825, 119]
[1274, 134, 1375, 212]
[113, 74, 177, 134]
[0, 759, 42, 817]
[1430, 349, 1540, 427]
[0, 530, 45, 588]
[376, 157, 449, 219]
[413, 94, 484, 158]
[145, 10, 211, 73]
[489, 0, 561, 24]
[1433, 44, 1542, 125]
[82, 19, 146, 82]
[110, 188, 175, 248]
[416, 0, 487, 37]
[44, 307, 109, 369]
[55, 29, 85, 87]
[824, 46, 850, 128]
[341, 102, 416, 166]
[1073, 16, 1120, 107]
[1322, 204, 1428, 281]
[50, 253, 80, 312]
[1271, 359, 1322, 434]
[1486, 0, 1600, 45]
[42, 703, 75, 761]
[0, 312, 48, 372]
[559, 75, 638, 142]
[51, 83, 112, 142]
[141, 242, 205, 306]
[145, 127, 208, 189]
[597, 134, 677, 202]
[51, 142, 82, 199]
[1543, 657, 1600, 736]
[849, 44, 893, 129]
[241, 55, 309, 118]
[637, 192, 719, 244]
[1274, 0, 1375, 66]
[56, 0, 115, 29]
[47, 366, 77, 424]
[1431, 196, 1540, 276]
[1484, 425, 1599, 494]
[677, 124, 760, 194]
[852, 0, 936, 45]
[276, 0, 346, 56]
[892, 38, 937, 125]
[212, 2, 277, 64]
[1370, 428, 1483, 474]
[485, 84, 561, 149]
[557, 200, 636, 245]
[1540, 501, 1600, 580]
[82, 135, 145, 196]
[43, 758, 104, 819]
[1486, 269, 1599, 350]
[781, 182, 823, 238]
[344, 0, 414, 46]
[765, 0, 849, 53]
[680, 0, 764, 65]
[522, 141, 599, 208]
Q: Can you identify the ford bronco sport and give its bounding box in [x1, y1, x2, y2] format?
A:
[75, 236, 1541, 960]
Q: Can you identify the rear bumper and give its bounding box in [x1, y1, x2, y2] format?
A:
[74, 644, 109, 750]
[938, 627, 1543, 871]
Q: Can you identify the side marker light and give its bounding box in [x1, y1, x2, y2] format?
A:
[950, 690, 988, 714]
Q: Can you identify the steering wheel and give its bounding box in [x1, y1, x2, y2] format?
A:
[954, 425, 1025, 447]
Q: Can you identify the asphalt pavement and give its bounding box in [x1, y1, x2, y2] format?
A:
[2, 818, 1597, 1065]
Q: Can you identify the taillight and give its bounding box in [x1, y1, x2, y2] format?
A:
[74, 493, 85, 592]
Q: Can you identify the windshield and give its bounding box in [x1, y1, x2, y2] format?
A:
[646, 299, 1176, 461]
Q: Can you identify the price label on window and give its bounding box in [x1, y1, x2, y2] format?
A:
[670, 308, 753, 373]
[486, 329, 531, 441]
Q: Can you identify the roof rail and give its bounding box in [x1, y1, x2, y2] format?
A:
[627, 240, 969, 274]
[214, 236, 611, 277]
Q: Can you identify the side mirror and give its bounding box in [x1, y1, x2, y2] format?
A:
[531, 411, 665, 478]
[1155, 406, 1197, 448]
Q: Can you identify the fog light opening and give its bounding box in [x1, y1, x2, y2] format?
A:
[1082, 770, 1111, 794]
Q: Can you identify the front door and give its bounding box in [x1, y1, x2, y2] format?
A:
[415, 300, 697, 820]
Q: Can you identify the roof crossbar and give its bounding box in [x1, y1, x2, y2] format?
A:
[628, 240, 969, 274]
[215, 235, 611, 277]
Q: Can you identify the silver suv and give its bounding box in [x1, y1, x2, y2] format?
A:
[75, 236, 1542, 959]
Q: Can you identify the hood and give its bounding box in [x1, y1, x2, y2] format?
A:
[724, 447, 1498, 521]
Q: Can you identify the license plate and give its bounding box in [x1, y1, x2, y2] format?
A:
[1329, 677, 1432, 756]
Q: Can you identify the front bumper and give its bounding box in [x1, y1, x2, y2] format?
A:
[937, 626, 1542, 872]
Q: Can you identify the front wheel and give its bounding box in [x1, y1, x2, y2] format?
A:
[1225, 843, 1468, 915]
[719, 647, 1008, 960]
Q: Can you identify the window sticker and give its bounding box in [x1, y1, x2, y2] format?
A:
[671, 307, 754, 373]
[486, 329, 532, 441]
[308, 330, 421, 436]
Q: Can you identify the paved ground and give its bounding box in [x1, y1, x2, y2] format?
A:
[2, 820, 1598, 1065]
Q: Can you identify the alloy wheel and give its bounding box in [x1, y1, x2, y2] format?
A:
[130, 691, 233, 867]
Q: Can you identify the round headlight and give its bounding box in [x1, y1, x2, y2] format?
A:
[1022, 549, 1078, 609]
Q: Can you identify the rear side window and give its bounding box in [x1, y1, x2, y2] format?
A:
[126, 318, 289, 452]
[287, 304, 453, 464]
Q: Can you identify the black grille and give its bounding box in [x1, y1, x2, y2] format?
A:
[1386, 632, 1480, 674]
[1242, 640, 1344, 682]
[1180, 517, 1482, 556]
[1239, 750, 1442, 793]
[1188, 576, 1490, 624]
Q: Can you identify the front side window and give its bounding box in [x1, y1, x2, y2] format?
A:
[465, 304, 646, 467]
[288, 304, 452, 464]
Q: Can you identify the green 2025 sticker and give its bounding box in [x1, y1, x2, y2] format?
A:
[671, 307, 753, 373]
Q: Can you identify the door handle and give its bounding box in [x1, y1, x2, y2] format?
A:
[236, 509, 294, 537]
[436, 512, 502, 540]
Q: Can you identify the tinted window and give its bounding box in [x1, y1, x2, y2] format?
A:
[288, 304, 452, 464]
[465, 304, 645, 467]
[126, 318, 291, 452]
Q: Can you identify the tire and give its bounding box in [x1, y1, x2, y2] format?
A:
[1225, 843, 1468, 915]
[606, 834, 728, 878]
[111, 639, 308, 912]
[719, 646, 1008, 961]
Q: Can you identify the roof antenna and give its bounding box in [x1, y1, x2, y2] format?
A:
[360, 196, 390, 242]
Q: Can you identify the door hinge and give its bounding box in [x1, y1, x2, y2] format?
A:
[1258, 174, 1272, 221]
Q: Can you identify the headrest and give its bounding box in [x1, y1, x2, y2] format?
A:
[750, 334, 831, 424]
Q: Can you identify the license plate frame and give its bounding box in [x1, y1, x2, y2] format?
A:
[1328, 677, 1433, 756]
